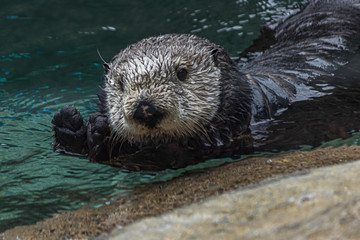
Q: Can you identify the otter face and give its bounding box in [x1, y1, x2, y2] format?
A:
[104, 34, 222, 143]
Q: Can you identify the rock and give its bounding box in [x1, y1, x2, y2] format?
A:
[3, 145, 360, 239]
[104, 160, 360, 240]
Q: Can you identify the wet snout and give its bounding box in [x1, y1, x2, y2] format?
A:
[133, 100, 164, 128]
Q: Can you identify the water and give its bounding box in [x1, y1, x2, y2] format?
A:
[0, 0, 358, 232]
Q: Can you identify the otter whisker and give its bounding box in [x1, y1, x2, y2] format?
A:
[97, 48, 107, 64]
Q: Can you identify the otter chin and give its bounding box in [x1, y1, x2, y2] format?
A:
[101, 34, 251, 146]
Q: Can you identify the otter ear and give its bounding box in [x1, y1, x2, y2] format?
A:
[103, 63, 110, 74]
[211, 47, 232, 67]
[211, 48, 219, 59]
[211, 48, 221, 66]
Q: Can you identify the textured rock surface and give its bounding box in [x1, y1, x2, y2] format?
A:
[104, 160, 360, 240]
[2, 145, 360, 239]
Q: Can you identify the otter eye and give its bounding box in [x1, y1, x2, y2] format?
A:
[176, 68, 188, 82]
[107, 74, 124, 91]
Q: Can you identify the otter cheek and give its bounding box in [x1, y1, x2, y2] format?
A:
[121, 97, 136, 123]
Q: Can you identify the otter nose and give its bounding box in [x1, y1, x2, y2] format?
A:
[133, 100, 163, 128]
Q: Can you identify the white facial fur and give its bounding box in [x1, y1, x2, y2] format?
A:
[104, 34, 222, 143]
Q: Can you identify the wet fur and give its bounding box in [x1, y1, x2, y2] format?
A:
[52, 0, 360, 170]
[102, 34, 251, 145]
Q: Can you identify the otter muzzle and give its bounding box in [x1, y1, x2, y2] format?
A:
[133, 100, 164, 129]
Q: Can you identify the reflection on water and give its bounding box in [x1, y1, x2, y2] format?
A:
[252, 55, 360, 153]
[1, 0, 358, 232]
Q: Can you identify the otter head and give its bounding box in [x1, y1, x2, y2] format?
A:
[103, 34, 249, 144]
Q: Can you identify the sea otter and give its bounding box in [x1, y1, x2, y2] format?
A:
[52, 0, 360, 170]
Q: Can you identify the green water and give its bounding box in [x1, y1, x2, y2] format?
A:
[1, 0, 349, 232]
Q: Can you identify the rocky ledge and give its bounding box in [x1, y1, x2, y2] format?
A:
[2, 145, 360, 239]
[103, 154, 360, 240]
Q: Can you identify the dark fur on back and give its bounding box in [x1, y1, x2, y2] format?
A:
[242, 0, 360, 120]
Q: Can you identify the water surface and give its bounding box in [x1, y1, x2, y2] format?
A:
[1, 0, 359, 232]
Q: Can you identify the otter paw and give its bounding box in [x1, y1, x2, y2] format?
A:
[86, 112, 110, 162]
[52, 105, 88, 156]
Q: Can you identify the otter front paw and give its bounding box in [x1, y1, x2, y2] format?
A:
[87, 112, 110, 162]
[52, 105, 88, 156]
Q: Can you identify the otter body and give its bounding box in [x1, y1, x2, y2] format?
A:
[52, 0, 360, 170]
